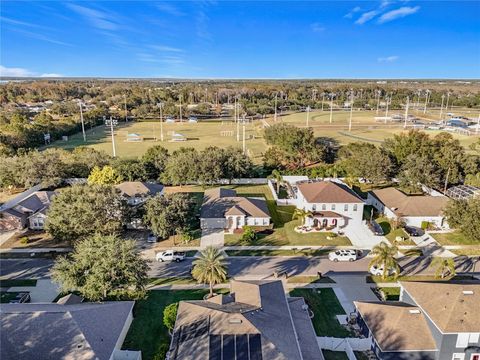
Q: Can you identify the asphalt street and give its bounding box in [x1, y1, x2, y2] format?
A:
[1, 255, 479, 280]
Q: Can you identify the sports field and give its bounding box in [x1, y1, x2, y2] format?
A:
[45, 109, 479, 161]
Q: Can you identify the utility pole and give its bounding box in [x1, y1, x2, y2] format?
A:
[376, 90, 380, 115]
[439, 94, 445, 120]
[349, 92, 353, 132]
[110, 116, 116, 157]
[423, 90, 430, 114]
[306, 106, 310, 127]
[235, 97, 240, 142]
[385, 95, 390, 123]
[404, 96, 409, 129]
[157, 102, 164, 141]
[79, 102, 86, 142]
[124, 94, 128, 122]
[329, 96, 333, 124]
[242, 115, 246, 154]
[274, 93, 278, 122]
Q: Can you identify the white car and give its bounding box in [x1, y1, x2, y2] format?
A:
[328, 249, 357, 262]
[155, 250, 186, 262]
[369, 264, 398, 277]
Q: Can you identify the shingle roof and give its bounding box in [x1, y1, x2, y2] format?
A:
[170, 280, 318, 360]
[355, 301, 437, 352]
[400, 282, 480, 333]
[115, 181, 164, 197]
[201, 188, 270, 219]
[0, 301, 134, 360]
[14, 191, 55, 214]
[370, 188, 448, 217]
[297, 181, 363, 204]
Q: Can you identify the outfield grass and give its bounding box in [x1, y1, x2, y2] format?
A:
[289, 288, 353, 337]
[431, 231, 478, 246]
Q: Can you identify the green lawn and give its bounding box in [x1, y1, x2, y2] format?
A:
[147, 277, 197, 287]
[376, 217, 415, 245]
[366, 274, 475, 283]
[0, 279, 37, 287]
[225, 249, 331, 257]
[289, 288, 352, 337]
[286, 275, 335, 284]
[373, 287, 401, 301]
[322, 350, 349, 360]
[431, 231, 478, 246]
[122, 290, 227, 360]
[451, 247, 480, 256]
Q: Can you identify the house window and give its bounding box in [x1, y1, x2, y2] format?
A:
[456, 333, 470, 348]
[344, 204, 348, 211]
[452, 354, 465, 360]
[322, 204, 326, 210]
[469, 333, 480, 343]
[331, 204, 336, 211]
[353, 204, 358, 211]
[312, 205, 316, 211]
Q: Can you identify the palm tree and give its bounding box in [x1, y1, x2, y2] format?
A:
[293, 208, 313, 226]
[369, 242, 400, 280]
[432, 257, 456, 279]
[268, 169, 283, 194]
[191, 246, 227, 298]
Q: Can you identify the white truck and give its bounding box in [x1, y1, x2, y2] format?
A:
[155, 250, 186, 262]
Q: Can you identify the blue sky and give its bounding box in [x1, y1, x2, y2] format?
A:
[1, 1, 479, 78]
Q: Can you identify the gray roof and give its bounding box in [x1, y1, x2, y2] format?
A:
[1, 301, 134, 360]
[169, 280, 320, 360]
[115, 181, 164, 197]
[201, 188, 270, 219]
[13, 191, 55, 214]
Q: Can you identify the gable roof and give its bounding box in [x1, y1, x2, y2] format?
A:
[170, 280, 319, 360]
[115, 181, 164, 197]
[370, 188, 448, 217]
[297, 181, 363, 204]
[0, 301, 134, 360]
[13, 191, 55, 214]
[201, 188, 270, 219]
[400, 282, 480, 333]
[355, 301, 437, 352]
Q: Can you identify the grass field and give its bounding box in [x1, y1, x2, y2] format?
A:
[44, 110, 480, 162]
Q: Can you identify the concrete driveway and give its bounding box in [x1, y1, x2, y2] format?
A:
[200, 229, 224, 248]
[344, 222, 387, 249]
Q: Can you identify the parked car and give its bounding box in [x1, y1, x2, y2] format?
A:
[328, 249, 357, 262]
[404, 226, 423, 237]
[368, 220, 384, 236]
[147, 233, 158, 243]
[165, 117, 175, 123]
[156, 250, 186, 262]
[188, 116, 198, 123]
[9, 292, 31, 304]
[369, 264, 398, 277]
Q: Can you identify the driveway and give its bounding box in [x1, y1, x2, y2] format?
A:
[344, 221, 387, 249]
[200, 229, 224, 248]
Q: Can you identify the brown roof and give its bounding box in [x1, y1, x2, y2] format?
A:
[370, 188, 448, 217]
[400, 282, 480, 333]
[355, 301, 437, 352]
[297, 181, 363, 204]
[115, 181, 164, 197]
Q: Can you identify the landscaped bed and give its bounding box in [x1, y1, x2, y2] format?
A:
[0, 230, 70, 249]
[289, 288, 353, 338]
[225, 249, 331, 257]
[372, 287, 401, 301]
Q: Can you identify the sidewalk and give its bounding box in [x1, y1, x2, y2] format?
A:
[412, 234, 456, 258]
[7, 279, 60, 303]
[0, 247, 72, 254]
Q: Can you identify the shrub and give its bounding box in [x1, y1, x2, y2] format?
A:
[19, 236, 29, 244]
[240, 226, 257, 245]
[421, 221, 430, 230]
[163, 302, 178, 332]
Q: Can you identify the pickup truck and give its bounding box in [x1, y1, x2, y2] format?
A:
[155, 250, 186, 262]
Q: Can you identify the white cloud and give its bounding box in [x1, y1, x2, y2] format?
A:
[156, 3, 185, 16]
[378, 55, 399, 62]
[67, 3, 118, 30]
[0, 66, 63, 77]
[344, 6, 361, 18]
[355, 10, 379, 25]
[380, 0, 392, 9]
[378, 6, 420, 23]
[310, 23, 325, 32]
[0, 65, 33, 77]
[0, 16, 44, 28]
[150, 45, 184, 53]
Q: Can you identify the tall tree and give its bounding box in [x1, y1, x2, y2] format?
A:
[191, 246, 228, 298]
[162, 148, 199, 185]
[444, 198, 480, 242]
[339, 142, 392, 182]
[52, 234, 148, 301]
[142, 145, 169, 180]
[369, 242, 400, 280]
[398, 154, 440, 192]
[431, 257, 456, 279]
[267, 169, 283, 193]
[293, 208, 313, 226]
[45, 185, 127, 242]
[87, 165, 123, 185]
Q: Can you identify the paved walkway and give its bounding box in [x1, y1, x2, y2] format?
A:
[412, 234, 456, 258]
[200, 229, 224, 248]
[0, 230, 16, 247]
[330, 275, 379, 314]
[7, 279, 60, 303]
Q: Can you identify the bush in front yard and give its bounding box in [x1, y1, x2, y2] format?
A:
[241, 226, 258, 245]
[19, 236, 29, 244]
[163, 302, 178, 332]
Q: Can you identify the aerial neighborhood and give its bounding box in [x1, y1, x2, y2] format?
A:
[1, 1, 480, 359]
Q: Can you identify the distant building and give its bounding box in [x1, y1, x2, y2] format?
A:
[200, 188, 270, 231]
[168, 279, 322, 360]
[446, 185, 480, 200]
[115, 181, 164, 206]
[355, 282, 480, 360]
[367, 187, 449, 229]
[0, 301, 139, 360]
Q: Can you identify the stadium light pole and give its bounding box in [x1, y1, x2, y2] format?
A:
[321, 93, 325, 111]
[385, 95, 390, 124]
[110, 116, 116, 157]
[157, 102, 164, 141]
[242, 114, 246, 154]
[329, 95, 333, 124]
[376, 90, 380, 115]
[306, 106, 310, 127]
[124, 94, 128, 122]
[423, 90, 430, 114]
[179, 94, 183, 123]
[235, 96, 240, 142]
[404, 96, 409, 129]
[444, 92, 450, 120]
[439, 94, 445, 120]
[274, 93, 278, 122]
[348, 92, 353, 132]
[79, 102, 86, 142]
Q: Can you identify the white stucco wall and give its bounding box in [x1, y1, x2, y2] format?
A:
[246, 217, 270, 226]
[403, 216, 447, 229]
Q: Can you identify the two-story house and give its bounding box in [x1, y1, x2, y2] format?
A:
[354, 282, 480, 360]
[295, 180, 364, 230]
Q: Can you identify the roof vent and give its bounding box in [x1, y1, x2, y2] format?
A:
[409, 309, 421, 314]
[462, 290, 474, 295]
[228, 319, 242, 324]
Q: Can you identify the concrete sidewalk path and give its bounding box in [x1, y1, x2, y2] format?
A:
[413, 234, 456, 258]
[8, 279, 60, 303]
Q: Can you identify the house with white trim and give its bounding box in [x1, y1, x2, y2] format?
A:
[355, 282, 480, 360]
